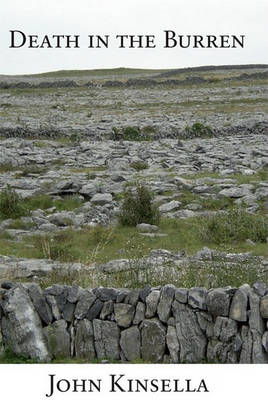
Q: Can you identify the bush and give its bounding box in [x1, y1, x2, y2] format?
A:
[200, 209, 268, 245]
[0, 185, 26, 219]
[122, 126, 142, 141]
[185, 122, 213, 138]
[130, 161, 148, 171]
[111, 126, 151, 141]
[119, 184, 160, 226]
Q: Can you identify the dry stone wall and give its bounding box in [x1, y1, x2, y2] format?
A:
[1, 282, 268, 363]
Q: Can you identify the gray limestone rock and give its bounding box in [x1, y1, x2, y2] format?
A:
[75, 319, 95, 360]
[261, 331, 268, 352]
[79, 183, 98, 198]
[26, 283, 53, 325]
[166, 325, 180, 363]
[0, 322, 4, 357]
[252, 330, 268, 363]
[174, 177, 193, 190]
[67, 286, 83, 303]
[240, 326, 253, 363]
[43, 320, 70, 359]
[141, 319, 166, 363]
[229, 285, 249, 322]
[133, 301, 145, 325]
[100, 300, 114, 320]
[196, 311, 213, 333]
[94, 287, 118, 302]
[172, 301, 207, 363]
[62, 302, 76, 322]
[188, 287, 207, 310]
[248, 290, 265, 334]
[145, 290, 161, 318]
[174, 288, 188, 304]
[159, 200, 181, 213]
[157, 284, 175, 322]
[219, 186, 251, 198]
[48, 211, 76, 227]
[114, 303, 135, 328]
[91, 193, 113, 205]
[74, 289, 96, 319]
[93, 319, 120, 360]
[120, 326, 141, 361]
[213, 317, 238, 342]
[253, 281, 267, 297]
[1, 286, 50, 361]
[86, 300, 104, 321]
[207, 339, 238, 363]
[206, 289, 230, 317]
[136, 223, 158, 232]
[124, 289, 141, 306]
[45, 295, 61, 321]
[260, 295, 268, 319]
[139, 285, 151, 302]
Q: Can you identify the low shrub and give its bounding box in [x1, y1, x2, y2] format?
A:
[185, 122, 213, 138]
[130, 161, 149, 171]
[119, 184, 160, 226]
[112, 126, 151, 141]
[0, 185, 26, 219]
[199, 209, 268, 245]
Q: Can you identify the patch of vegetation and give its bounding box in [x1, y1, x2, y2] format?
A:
[0, 164, 18, 173]
[119, 184, 160, 226]
[0, 191, 84, 222]
[177, 261, 268, 289]
[185, 122, 213, 137]
[178, 190, 199, 206]
[34, 141, 50, 148]
[112, 126, 151, 141]
[130, 161, 149, 171]
[5, 219, 35, 230]
[0, 347, 38, 364]
[23, 194, 83, 212]
[199, 209, 268, 245]
[199, 196, 235, 211]
[181, 171, 221, 180]
[227, 168, 268, 185]
[0, 185, 26, 219]
[15, 165, 48, 177]
[142, 125, 156, 134]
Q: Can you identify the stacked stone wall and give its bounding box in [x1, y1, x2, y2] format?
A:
[0, 282, 268, 363]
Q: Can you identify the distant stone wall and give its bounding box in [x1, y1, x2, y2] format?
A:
[0, 282, 268, 363]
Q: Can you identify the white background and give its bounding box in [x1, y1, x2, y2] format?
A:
[0, 0, 268, 74]
[0, 364, 267, 399]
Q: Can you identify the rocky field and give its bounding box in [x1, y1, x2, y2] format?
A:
[0, 64, 267, 289]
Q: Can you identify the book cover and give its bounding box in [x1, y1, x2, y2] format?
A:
[0, 0, 267, 398]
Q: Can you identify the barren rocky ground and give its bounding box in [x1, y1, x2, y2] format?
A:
[0, 64, 267, 289]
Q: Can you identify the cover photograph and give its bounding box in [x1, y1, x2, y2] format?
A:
[0, 0, 267, 398]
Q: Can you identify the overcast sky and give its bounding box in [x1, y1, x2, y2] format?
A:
[1, 0, 267, 75]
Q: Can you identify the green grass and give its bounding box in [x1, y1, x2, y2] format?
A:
[129, 161, 149, 171]
[23, 194, 83, 212]
[0, 164, 19, 173]
[199, 209, 268, 245]
[0, 192, 84, 222]
[5, 219, 35, 230]
[227, 168, 268, 185]
[1, 207, 267, 266]
[182, 168, 267, 185]
[15, 165, 48, 177]
[1, 212, 267, 290]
